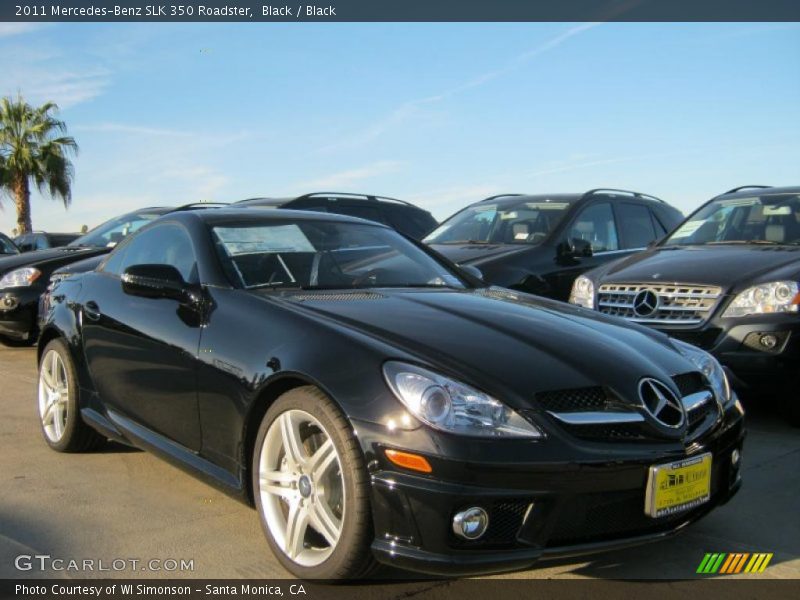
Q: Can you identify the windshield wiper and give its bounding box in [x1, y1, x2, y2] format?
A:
[435, 239, 491, 245]
[705, 240, 779, 245]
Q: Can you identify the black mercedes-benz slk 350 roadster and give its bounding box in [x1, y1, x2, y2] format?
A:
[38, 208, 745, 579]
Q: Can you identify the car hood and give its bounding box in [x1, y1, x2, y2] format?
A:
[598, 245, 800, 291]
[0, 246, 107, 276]
[428, 243, 529, 265]
[52, 254, 106, 276]
[271, 288, 693, 410]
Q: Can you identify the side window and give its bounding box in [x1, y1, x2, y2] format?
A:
[104, 224, 198, 283]
[384, 206, 437, 240]
[331, 204, 385, 225]
[16, 235, 33, 252]
[569, 202, 619, 252]
[617, 203, 658, 249]
[650, 210, 668, 237]
[34, 235, 49, 250]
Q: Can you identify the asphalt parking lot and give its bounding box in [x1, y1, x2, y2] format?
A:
[0, 345, 798, 581]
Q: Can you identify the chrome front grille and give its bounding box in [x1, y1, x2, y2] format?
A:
[597, 283, 722, 325]
[541, 374, 720, 443]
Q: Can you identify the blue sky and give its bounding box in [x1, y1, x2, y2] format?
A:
[1, 21, 798, 234]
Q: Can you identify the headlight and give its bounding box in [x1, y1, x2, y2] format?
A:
[569, 275, 595, 309]
[0, 267, 41, 289]
[383, 361, 544, 438]
[672, 339, 731, 406]
[722, 281, 799, 318]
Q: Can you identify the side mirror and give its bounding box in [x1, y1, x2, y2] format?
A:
[122, 264, 194, 303]
[557, 238, 593, 260]
[459, 264, 484, 283]
[572, 238, 593, 257]
[556, 240, 575, 259]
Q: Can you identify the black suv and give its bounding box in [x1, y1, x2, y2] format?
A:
[236, 192, 438, 240]
[425, 189, 683, 301]
[0, 205, 224, 344]
[570, 186, 800, 422]
[14, 232, 80, 253]
[0, 233, 18, 256]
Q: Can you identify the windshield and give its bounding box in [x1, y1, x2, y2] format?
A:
[424, 200, 570, 245]
[0, 235, 18, 255]
[69, 211, 165, 248]
[212, 221, 467, 290]
[664, 193, 800, 246]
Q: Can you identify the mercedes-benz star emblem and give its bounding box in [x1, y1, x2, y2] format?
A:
[632, 289, 659, 317]
[638, 378, 685, 428]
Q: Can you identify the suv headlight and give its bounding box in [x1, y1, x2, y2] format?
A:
[722, 281, 799, 318]
[672, 339, 731, 406]
[569, 275, 595, 309]
[383, 361, 544, 438]
[0, 267, 42, 289]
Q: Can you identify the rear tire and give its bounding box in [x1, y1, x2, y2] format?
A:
[37, 339, 105, 452]
[252, 386, 376, 580]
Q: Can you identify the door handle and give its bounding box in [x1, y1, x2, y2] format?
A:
[84, 301, 102, 322]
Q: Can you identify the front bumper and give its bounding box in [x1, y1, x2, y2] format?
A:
[0, 288, 40, 340]
[354, 405, 745, 576]
[665, 317, 800, 391]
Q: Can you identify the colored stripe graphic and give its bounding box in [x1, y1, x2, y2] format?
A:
[720, 553, 750, 574]
[744, 553, 774, 573]
[697, 553, 726, 574]
[699, 553, 774, 574]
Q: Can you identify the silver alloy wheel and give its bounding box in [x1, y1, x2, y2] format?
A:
[259, 409, 345, 567]
[38, 350, 69, 443]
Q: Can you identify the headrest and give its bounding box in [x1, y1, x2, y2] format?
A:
[765, 225, 785, 243]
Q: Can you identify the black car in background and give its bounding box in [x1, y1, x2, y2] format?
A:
[425, 189, 683, 301]
[0, 233, 19, 256]
[570, 185, 800, 423]
[38, 208, 743, 579]
[236, 192, 438, 240]
[14, 232, 80, 253]
[0, 207, 176, 344]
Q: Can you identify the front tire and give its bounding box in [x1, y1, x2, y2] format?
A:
[252, 386, 376, 580]
[37, 339, 105, 452]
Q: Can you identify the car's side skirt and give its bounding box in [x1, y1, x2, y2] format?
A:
[96, 408, 251, 505]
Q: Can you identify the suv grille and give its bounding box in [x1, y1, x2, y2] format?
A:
[597, 283, 722, 325]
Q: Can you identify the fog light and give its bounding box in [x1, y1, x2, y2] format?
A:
[1, 295, 18, 310]
[731, 448, 741, 467]
[452, 507, 489, 540]
[759, 334, 778, 349]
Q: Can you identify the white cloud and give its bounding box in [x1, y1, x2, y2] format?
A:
[293, 160, 405, 190]
[71, 123, 193, 137]
[0, 23, 45, 38]
[321, 23, 601, 152]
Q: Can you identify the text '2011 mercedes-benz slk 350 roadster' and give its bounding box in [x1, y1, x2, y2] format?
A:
[37, 208, 745, 579]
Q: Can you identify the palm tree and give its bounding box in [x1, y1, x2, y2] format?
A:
[0, 95, 78, 234]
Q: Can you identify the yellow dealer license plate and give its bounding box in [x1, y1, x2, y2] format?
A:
[645, 452, 712, 518]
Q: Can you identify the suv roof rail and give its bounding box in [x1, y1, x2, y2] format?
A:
[719, 185, 772, 196]
[479, 194, 525, 202]
[291, 192, 416, 208]
[581, 188, 666, 204]
[171, 202, 230, 212]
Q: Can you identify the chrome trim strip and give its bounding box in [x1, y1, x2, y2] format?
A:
[548, 411, 645, 425]
[592, 247, 646, 256]
[682, 390, 713, 412]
